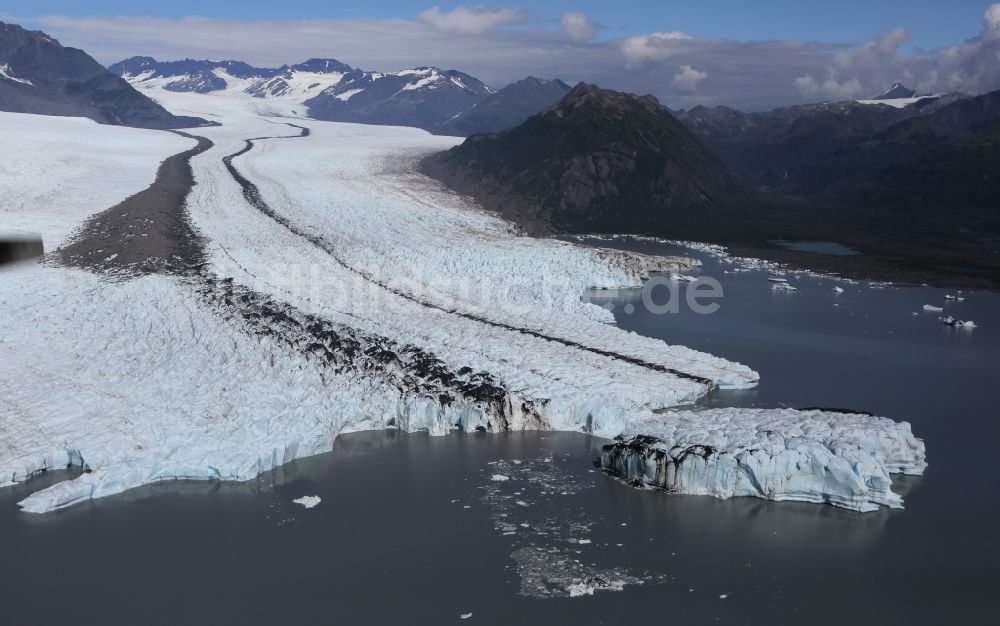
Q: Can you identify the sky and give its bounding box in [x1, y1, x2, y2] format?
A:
[4, 1, 1000, 110]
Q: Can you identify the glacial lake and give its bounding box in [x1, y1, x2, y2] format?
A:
[3, 240, 998, 624]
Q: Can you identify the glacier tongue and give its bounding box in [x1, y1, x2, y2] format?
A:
[601, 408, 927, 512]
[0, 89, 925, 515]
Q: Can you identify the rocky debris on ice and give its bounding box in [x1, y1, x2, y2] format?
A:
[601, 407, 926, 512]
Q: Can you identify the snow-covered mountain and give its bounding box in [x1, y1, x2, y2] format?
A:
[304, 66, 495, 131]
[242, 59, 354, 100]
[109, 57, 276, 93]
[855, 81, 952, 109]
[110, 55, 571, 134]
[874, 81, 917, 100]
[110, 56, 352, 102]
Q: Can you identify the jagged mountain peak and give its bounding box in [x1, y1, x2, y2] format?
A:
[875, 82, 917, 100]
[545, 82, 663, 119]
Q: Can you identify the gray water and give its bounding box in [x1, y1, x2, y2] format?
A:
[772, 240, 861, 256]
[3, 240, 998, 624]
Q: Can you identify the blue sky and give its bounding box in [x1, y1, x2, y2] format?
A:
[7, 1, 992, 49]
[6, 2, 1000, 110]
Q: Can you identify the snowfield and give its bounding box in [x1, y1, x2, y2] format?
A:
[0, 88, 924, 513]
[0, 111, 192, 246]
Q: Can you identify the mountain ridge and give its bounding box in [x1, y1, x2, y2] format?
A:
[0, 22, 207, 128]
[112, 54, 573, 135]
[421, 83, 754, 234]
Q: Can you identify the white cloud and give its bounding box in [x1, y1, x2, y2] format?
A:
[794, 4, 1000, 101]
[560, 12, 597, 42]
[621, 31, 692, 68]
[985, 3, 1000, 35]
[793, 74, 864, 99]
[671, 64, 707, 92]
[417, 5, 529, 34]
[833, 27, 909, 71]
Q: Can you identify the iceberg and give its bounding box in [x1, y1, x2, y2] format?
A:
[601, 408, 926, 512]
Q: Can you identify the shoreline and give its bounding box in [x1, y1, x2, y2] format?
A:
[570, 233, 997, 291]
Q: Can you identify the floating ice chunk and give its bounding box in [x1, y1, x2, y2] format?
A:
[922, 304, 944, 312]
[601, 407, 926, 512]
[460, 613, 473, 620]
[292, 495, 321, 509]
[490, 474, 510, 482]
[940, 316, 977, 328]
[771, 282, 797, 291]
[833, 286, 844, 293]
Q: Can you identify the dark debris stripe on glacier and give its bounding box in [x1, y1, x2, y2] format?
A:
[198, 276, 543, 430]
[47, 127, 536, 431]
[222, 124, 715, 388]
[50, 131, 214, 278]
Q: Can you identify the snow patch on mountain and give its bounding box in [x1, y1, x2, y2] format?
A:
[0, 63, 32, 85]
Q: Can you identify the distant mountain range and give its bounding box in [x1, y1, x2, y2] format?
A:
[438, 77, 572, 135]
[0, 22, 207, 128]
[2, 19, 997, 284]
[111, 55, 571, 135]
[675, 85, 987, 219]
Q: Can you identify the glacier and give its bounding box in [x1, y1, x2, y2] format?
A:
[0, 86, 925, 513]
